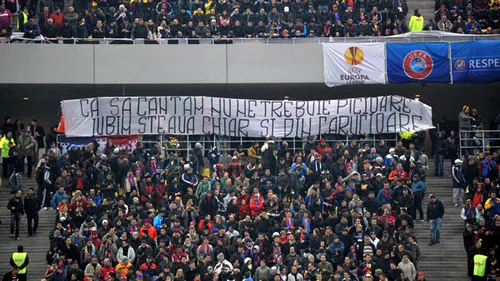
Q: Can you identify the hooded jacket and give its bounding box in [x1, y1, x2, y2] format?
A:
[459, 110, 474, 130]
[397, 259, 416, 281]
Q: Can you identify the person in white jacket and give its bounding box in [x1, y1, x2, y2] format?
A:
[397, 254, 416, 281]
[287, 266, 304, 281]
[214, 253, 233, 276]
[116, 240, 136, 264]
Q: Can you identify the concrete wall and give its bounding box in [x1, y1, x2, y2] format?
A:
[0, 45, 95, 84]
[0, 44, 324, 84]
[93, 45, 228, 84]
[227, 44, 323, 83]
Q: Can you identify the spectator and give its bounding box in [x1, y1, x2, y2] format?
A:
[465, 17, 481, 33]
[0, 4, 12, 33]
[437, 14, 453, 30]
[63, 6, 78, 29]
[50, 7, 63, 27]
[452, 159, 466, 207]
[411, 174, 425, 221]
[29, 118, 45, 161]
[8, 190, 24, 241]
[397, 254, 416, 281]
[423, 19, 438, 30]
[434, 131, 447, 177]
[426, 194, 445, 245]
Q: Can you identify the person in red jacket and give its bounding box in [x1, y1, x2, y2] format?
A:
[317, 138, 328, 155]
[238, 198, 251, 218]
[98, 258, 116, 279]
[249, 193, 264, 217]
[49, 7, 63, 27]
[139, 256, 158, 277]
[140, 174, 156, 203]
[139, 219, 157, 242]
[388, 163, 408, 182]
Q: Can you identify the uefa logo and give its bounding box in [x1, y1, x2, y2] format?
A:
[454, 59, 466, 71]
[402, 50, 433, 79]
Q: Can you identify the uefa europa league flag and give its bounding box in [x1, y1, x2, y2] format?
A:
[322, 43, 387, 87]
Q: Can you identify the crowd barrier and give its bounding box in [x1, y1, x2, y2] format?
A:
[57, 133, 398, 160]
[459, 129, 500, 157]
[3, 31, 500, 44]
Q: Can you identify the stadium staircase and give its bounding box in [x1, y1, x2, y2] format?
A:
[0, 176, 56, 280]
[414, 161, 469, 281]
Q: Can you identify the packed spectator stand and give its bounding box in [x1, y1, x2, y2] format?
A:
[39, 135, 431, 281]
[1, 0, 498, 42]
[1, 108, 500, 281]
[0, 0, 414, 40]
[431, 0, 500, 33]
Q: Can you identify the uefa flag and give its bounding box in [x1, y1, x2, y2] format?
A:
[322, 43, 387, 87]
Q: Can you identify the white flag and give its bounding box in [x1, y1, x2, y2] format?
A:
[322, 43, 387, 87]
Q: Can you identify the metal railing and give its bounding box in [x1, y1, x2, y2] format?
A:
[459, 129, 500, 157]
[141, 134, 399, 157]
[59, 133, 398, 161]
[3, 31, 500, 44]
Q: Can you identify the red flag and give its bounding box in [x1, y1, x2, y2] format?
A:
[56, 114, 65, 134]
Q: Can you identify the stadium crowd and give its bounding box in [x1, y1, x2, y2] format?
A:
[430, 0, 500, 33]
[0, 0, 416, 39]
[1, 110, 499, 281]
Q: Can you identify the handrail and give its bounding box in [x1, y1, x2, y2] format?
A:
[459, 129, 500, 157]
[4, 31, 500, 44]
[59, 133, 398, 160]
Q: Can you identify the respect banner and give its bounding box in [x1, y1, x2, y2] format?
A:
[451, 40, 500, 83]
[62, 96, 434, 138]
[387, 42, 450, 83]
[322, 43, 387, 87]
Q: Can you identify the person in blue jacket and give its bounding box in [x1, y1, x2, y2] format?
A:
[153, 211, 165, 230]
[329, 235, 345, 256]
[384, 148, 396, 167]
[480, 153, 497, 179]
[411, 174, 426, 221]
[377, 182, 393, 207]
[51, 186, 69, 209]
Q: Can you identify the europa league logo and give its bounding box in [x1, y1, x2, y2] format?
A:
[344, 47, 365, 65]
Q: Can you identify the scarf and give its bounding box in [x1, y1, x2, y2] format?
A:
[129, 225, 138, 233]
[150, 162, 157, 174]
[286, 217, 294, 230]
[105, 244, 112, 256]
[333, 11, 340, 21]
[76, 177, 84, 189]
[200, 244, 211, 255]
[128, 175, 135, 187]
[302, 217, 311, 233]
[84, 246, 92, 260]
[383, 189, 392, 199]
[135, 164, 142, 178]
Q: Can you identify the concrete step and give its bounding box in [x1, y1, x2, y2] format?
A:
[0, 176, 56, 279]
[413, 174, 468, 281]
